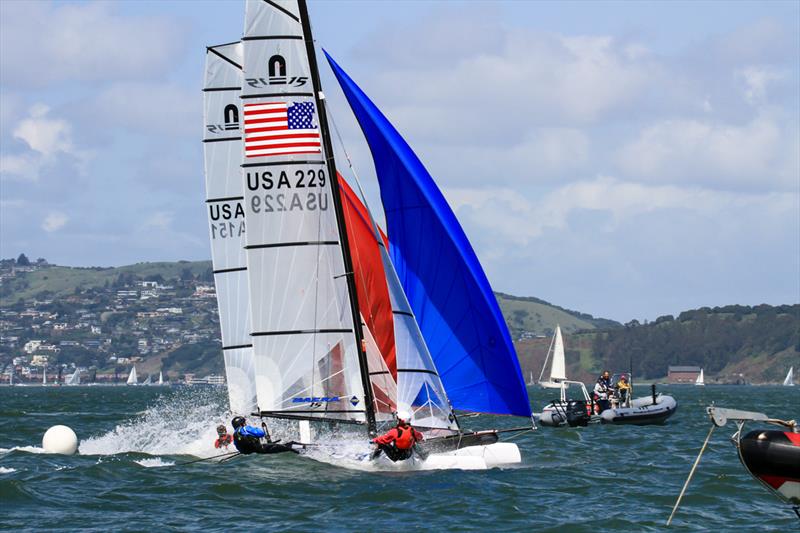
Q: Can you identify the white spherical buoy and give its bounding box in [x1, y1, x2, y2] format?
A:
[42, 425, 79, 455]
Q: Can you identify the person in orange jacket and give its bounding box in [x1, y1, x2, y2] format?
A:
[370, 410, 424, 462]
[214, 424, 233, 449]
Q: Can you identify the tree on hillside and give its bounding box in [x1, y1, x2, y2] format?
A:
[16, 253, 30, 266]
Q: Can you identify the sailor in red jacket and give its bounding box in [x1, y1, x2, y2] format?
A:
[214, 424, 233, 449]
[370, 410, 424, 462]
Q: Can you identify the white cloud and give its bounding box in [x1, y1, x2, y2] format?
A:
[0, 1, 184, 88]
[0, 104, 91, 181]
[144, 212, 173, 230]
[445, 176, 797, 246]
[42, 212, 68, 232]
[89, 82, 199, 137]
[617, 114, 798, 191]
[14, 104, 74, 156]
[735, 66, 786, 105]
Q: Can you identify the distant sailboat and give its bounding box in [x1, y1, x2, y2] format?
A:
[695, 368, 705, 386]
[783, 367, 794, 387]
[158, 371, 164, 385]
[538, 325, 568, 389]
[42, 366, 47, 385]
[126, 366, 138, 386]
[142, 375, 152, 386]
[65, 369, 80, 386]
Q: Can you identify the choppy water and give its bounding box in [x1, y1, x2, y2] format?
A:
[1, 384, 797, 531]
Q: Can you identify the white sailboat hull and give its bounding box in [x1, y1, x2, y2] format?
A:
[375, 443, 521, 471]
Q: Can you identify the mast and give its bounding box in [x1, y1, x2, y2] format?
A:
[297, 0, 376, 435]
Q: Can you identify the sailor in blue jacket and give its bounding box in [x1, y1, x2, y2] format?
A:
[231, 416, 299, 455]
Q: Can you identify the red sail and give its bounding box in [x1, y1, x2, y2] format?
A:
[338, 174, 396, 380]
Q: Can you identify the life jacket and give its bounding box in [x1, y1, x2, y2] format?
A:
[214, 434, 233, 448]
[394, 424, 417, 450]
[233, 428, 260, 454]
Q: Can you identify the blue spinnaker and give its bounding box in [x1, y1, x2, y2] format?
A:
[325, 51, 531, 417]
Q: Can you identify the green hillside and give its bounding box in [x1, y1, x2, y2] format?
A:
[3, 259, 795, 383]
[496, 292, 619, 336]
[1, 261, 212, 303]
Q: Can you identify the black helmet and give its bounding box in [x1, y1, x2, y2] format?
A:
[216, 424, 227, 436]
[231, 416, 246, 429]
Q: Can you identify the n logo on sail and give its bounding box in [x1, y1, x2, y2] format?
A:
[268, 54, 286, 83]
[223, 104, 239, 131]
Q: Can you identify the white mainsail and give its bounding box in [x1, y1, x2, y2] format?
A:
[240, 0, 368, 424]
[127, 366, 138, 385]
[66, 369, 80, 386]
[158, 371, 164, 385]
[204, 41, 258, 415]
[538, 325, 567, 388]
[784, 367, 794, 386]
[695, 368, 705, 386]
[550, 326, 567, 382]
[42, 366, 46, 385]
[143, 375, 152, 386]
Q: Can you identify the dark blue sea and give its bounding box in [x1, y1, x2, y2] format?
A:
[1, 384, 798, 531]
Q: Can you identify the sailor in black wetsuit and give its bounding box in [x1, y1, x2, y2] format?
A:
[230, 416, 300, 455]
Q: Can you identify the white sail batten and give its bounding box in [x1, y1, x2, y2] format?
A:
[550, 325, 567, 381]
[203, 41, 258, 415]
[240, 0, 366, 423]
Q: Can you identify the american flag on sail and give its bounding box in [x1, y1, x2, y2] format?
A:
[243, 101, 321, 158]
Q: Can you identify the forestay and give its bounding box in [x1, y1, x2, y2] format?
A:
[203, 41, 258, 415]
[325, 52, 532, 418]
[240, 0, 368, 424]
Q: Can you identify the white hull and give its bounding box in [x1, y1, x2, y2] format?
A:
[375, 442, 521, 471]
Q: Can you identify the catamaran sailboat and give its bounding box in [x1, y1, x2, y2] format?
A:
[202, 0, 532, 468]
[784, 367, 795, 387]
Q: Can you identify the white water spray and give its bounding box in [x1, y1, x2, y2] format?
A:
[79, 388, 231, 458]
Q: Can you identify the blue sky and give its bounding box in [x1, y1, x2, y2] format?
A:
[1, 0, 798, 322]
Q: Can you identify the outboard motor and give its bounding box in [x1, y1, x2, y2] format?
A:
[565, 400, 591, 427]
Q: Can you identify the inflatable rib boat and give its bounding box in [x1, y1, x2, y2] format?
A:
[600, 391, 677, 425]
